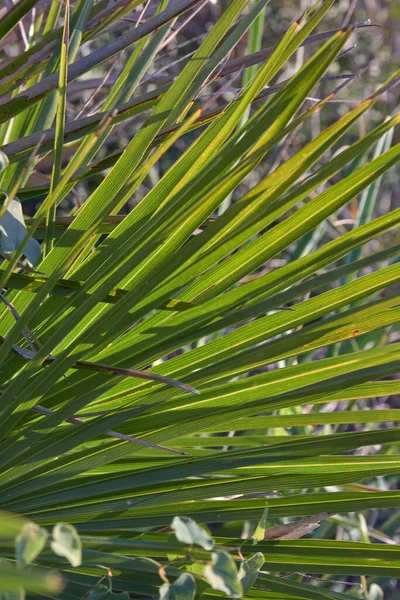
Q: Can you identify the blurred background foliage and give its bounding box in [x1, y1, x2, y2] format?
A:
[2, 0, 398, 214]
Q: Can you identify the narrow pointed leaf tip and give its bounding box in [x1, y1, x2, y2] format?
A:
[171, 517, 214, 550]
[252, 502, 268, 542]
[0, 193, 41, 266]
[204, 550, 243, 598]
[50, 523, 82, 567]
[159, 572, 196, 600]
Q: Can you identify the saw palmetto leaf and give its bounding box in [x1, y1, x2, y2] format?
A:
[0, 0, 398, 598]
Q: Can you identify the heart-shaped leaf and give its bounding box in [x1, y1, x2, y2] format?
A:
[204, 550, 243, 598]
[50, 523, 82, 567]
[0, 193, 41, 266]
[171, 517, 214, 550]
[238, 553, 264, 594]
[15, 522, 48, 568]
[159, 572, 196, 600]
[368, 584, 384, 600]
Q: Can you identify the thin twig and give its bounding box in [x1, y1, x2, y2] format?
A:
[0, 0, 204, 114]
[135, 0, 152, 29]
[161, 0, 210, 48]
[0, 293, 37, 353]
[75, 57, 120, 120]
[7, 338, 199, 396]
[280, 572, 363, 589]
[30, 404, 188, 455]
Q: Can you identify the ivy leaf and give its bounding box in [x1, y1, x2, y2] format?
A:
[0, 194, 41, 266]
[204, 550, 243, 598]
[238, 553, 264, 594]
[15, 522, 48, 568]
[159, 572, 196, 600]
[50, 523, 82, 567]
[171, 517, 214, 550]
[252, 502, 268, 543]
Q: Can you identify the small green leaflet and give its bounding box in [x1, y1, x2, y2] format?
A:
[171, 517, 214, 550]
[204, 550, 243, 598]
[238, 553, 265, 594]
[15, 522, 48, 568]
[50, 522, 82, 567]
[368, 584, 385, 600]
[0, 193, 41, 266]
[0, 152, 9, 172]
[159, 572, 196, 600]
